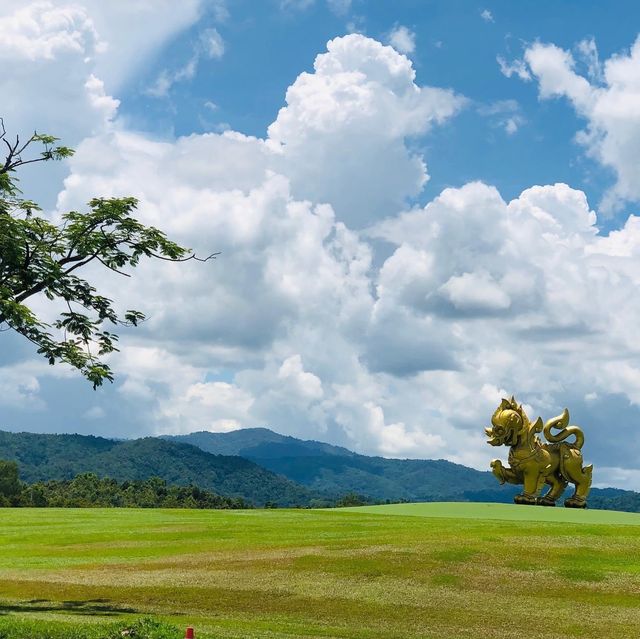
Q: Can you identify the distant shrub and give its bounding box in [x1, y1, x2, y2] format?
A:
[107, 618, 181, 639]
[336, 492, 369, 507]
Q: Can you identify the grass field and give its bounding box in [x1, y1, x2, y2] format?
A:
[1, 503, 640, 639]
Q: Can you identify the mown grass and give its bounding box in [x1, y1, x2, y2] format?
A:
[0, 504, 639, 638]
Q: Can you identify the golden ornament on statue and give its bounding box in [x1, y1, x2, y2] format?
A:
[485, 397, 593, 508]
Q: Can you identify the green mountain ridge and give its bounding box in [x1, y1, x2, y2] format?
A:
[165, 429, 512, 502]
[168, 427, 356, 458]
[0, 431, 319, 507]
[1, 428, 638, 511]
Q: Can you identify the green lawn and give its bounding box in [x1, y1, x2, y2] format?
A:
[344, 501, 640, 524]
[1, 504, 639, 638]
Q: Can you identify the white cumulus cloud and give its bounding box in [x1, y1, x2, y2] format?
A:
[508, 35, 640, 213]
[267, 34, 465, 226]
[387, 25, 416, 55]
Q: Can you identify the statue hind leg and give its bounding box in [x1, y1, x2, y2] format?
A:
[539, 473, 567, 507]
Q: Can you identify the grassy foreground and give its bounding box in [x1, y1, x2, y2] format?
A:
[1, 504, 639, 639]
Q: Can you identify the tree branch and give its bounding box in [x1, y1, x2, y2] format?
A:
[148, 251, 220, 263]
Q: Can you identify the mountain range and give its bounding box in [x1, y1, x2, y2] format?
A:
[163, 428, 512, 502]
[0, 430, 316, 506]
[1, 427, 639, 511]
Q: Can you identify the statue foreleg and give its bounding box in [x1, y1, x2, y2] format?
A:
[490, 460, 520, 485]
[514, 469, 541, 505]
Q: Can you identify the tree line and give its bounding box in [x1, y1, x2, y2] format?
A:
[0, 460, 249, 509]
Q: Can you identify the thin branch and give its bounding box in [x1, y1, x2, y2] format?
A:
[4, 156, 53, 172]
[148, 251, 220, 263]
[16, 134, 36, 157]
[95, 256, 131, 277]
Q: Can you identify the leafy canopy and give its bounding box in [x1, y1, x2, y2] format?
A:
[0, 120, 215, 388]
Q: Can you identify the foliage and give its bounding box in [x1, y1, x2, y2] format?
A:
[335, 492, 371, 507]
[17, 472, 249, 509]
[0, 121, 214, 387]
[0, 459, 21, 506]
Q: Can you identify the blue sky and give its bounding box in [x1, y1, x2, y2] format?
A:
[119, 0, 638, 228]
[3, 0, 640, 490]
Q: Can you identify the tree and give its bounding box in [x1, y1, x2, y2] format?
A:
[0, 120, 215, 388]
[0, 460, 22, 506]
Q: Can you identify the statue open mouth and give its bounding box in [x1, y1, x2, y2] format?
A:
[485, 426, 503, 446]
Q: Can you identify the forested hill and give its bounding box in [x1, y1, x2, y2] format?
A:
[167, 428, 640, 511]
[2, 428, 640, 511]
[0, 431, 318, 507]
[164, 427, 356, 459]
[166, 428, 508, 502]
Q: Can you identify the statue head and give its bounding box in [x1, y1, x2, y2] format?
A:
[485, 397, 527, 446]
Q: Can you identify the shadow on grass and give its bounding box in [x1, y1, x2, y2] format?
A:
[0, 598, 137, 616]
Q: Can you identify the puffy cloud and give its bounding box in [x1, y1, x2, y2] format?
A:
[51, 115, 376, 440]
[0, 0, 205, 207]
[510, 35, 640, 212]
[0, 2, 102, 61]
[335, 397, 445, 458]
[387, 25, 416, 55]
[0, 0, 204, 132]
[368, 178, 640, 481]
[278, 355, 324, 400]
[0, 364, 43, 409]
[267, 34, 465, 227]
[85, 74, 120, 122]
[0, 1, 109, 148]
[497, 55, 531, 81]
[440, 271, 512, 313]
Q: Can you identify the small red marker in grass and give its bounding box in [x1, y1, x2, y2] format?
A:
[185, 627, 195, 639]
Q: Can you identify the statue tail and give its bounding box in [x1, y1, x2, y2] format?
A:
[543, 408, 585, 449]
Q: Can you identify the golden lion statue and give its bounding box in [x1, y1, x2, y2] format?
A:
[485, 397, 592, 508]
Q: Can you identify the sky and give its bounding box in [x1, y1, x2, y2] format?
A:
[2, 0, 640, 490]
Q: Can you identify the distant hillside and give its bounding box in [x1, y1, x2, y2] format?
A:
[0, 431, 319, 507]
[165, 428, 355, 459]
[3, 428, 638, 511]
[167, 429, 514, 502]
[170, 428, 640, 511]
